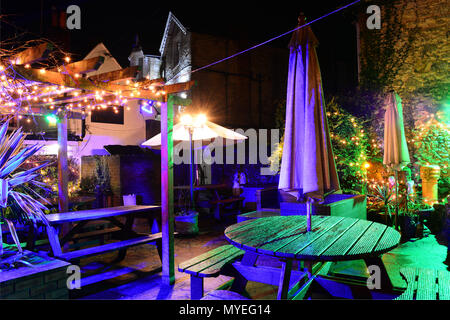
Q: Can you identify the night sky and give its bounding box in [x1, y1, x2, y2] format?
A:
[1, 0, 361, 95]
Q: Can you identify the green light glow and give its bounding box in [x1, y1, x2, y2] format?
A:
[441, 100, 450, 126]
[45, 114, 58, 125]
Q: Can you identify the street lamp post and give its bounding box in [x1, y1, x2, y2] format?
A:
[180, 113, 207, 213]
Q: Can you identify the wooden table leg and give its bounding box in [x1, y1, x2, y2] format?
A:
[230, 251, 258, 293]
[277, 259, 293, 300]
[46, 224, 63, 257]
[115, 215, 136, 262]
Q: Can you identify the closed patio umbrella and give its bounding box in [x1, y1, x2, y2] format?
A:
[278, 14, 340, 231]
[142, 116, 247, 211]
[383, 91, 410, 229]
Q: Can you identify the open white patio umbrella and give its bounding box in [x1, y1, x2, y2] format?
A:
[383, 91, 410, 229]
[142, 115, 247, 211]
[278, 14, 340, 231]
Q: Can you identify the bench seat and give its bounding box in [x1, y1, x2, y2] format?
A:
[178, 245, 245, 299]
[56, 233, 162, 261]
[396, 267, 450, 300]
[201, 290, 249, 300]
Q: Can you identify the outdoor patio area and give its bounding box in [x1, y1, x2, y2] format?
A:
[0, 0, 449, 309]
[71, 214, 450, 300]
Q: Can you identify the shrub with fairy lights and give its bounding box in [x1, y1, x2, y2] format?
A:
[326, 98, 378, 194]
[21, 155, 81, 204]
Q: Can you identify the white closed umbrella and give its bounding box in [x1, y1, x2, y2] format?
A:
[383, 91, 410, 229]
[278, 14, 340, 231]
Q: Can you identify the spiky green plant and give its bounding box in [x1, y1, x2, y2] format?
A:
[0, 119, 51, 264]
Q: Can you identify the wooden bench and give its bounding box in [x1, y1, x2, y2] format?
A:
[396, 267, 450, 300]
[178, 245, 245, 300]
[201, 290, 249, 300]
[57, 233, 162, 262]
[210, 197, 245, 220]
[40, 205, 162, 263]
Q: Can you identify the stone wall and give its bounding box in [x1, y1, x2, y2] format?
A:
[390, 0, 448, 105]
[360, 0, 449, 120]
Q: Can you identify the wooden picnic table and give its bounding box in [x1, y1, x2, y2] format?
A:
[174, 184, 227, 191]
[41, 205, 162, 262]
[224, 215, 401, 299]
[174, 184, 244, 220]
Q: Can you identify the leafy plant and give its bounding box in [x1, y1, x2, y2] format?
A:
[79, 176, 95, 195]
[21, 155, 81, 203]
[367, 182, 395, 218]
[0, 120, 51, 265]
[93, 156, 112, 196]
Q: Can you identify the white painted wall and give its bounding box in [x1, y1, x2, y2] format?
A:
[81, 100, 147, 156]
[68, 43, 148, 157]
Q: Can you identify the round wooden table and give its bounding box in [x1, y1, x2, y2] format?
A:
[224, 215, 401, 299]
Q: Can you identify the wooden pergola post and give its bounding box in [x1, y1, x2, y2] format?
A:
[57, 112, 69, 213]
[161, 94, 175, 285]
[57, 112, 70, 248]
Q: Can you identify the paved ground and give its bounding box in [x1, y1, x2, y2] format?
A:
[72, 214, 450, 300]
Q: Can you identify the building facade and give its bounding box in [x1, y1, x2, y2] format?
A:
[155, 12, 289, 130]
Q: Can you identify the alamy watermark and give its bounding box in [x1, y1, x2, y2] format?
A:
[66, 5, 81, 30]
[173, 128, 280, 176]
[366, 265, 381, 290]
[66, 265, 81, 290]
[366, 5, 381, 30]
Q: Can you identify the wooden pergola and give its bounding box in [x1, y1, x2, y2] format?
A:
[1, 41, 193, 284]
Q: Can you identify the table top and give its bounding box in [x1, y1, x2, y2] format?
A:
[174, 184, 227, 191]
[46, 205, 161, 224]
[224, 215, 401, 262]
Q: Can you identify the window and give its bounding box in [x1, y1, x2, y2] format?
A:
[91, 106, 124, 124]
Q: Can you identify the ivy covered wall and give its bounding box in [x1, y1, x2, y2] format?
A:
[358, 0, 449, 199]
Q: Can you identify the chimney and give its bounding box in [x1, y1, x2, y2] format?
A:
[128, 34, 144, 79]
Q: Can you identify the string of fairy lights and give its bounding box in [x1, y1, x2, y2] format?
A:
[0, 56, 167, 124]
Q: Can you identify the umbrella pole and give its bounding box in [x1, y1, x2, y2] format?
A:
[395, 170, 399, 230]
[306, 198, 313, 232]
[189, 129, 195, 211]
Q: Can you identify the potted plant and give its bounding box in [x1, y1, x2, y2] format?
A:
[398, 209, 419, 241]
[396, 193, 434, 241]
[174, 189, 198, 236]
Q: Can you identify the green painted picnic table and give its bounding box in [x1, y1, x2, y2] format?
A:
[224, 215, 401, 299]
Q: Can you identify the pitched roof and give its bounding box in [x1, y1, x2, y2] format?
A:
[83, 43, 123, 77]
[159, 12, 187, 55]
